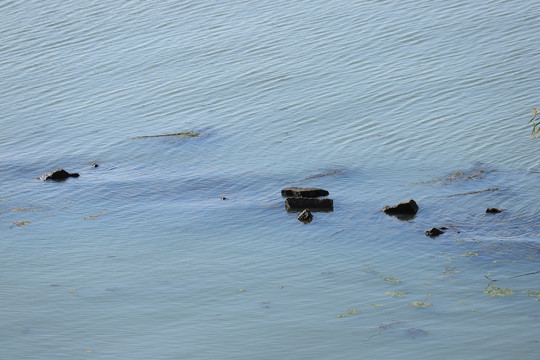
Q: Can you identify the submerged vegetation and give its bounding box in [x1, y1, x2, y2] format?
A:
[132, 131, 201, 140]
[336, 308, 359, 318]
[529, 108, 540, 137]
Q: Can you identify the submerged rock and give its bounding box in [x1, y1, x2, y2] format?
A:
[486, 208, 502, 213]
[382, 199, 418, 216]
[285, 197, 333, 212]
[297, 209, 313, 223]
[38, 169, 79, 181]
[281, 187, 329, 198]
[425, 227, 445, 237]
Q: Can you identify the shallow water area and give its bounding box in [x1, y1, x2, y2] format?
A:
[2, 1, 540, 359]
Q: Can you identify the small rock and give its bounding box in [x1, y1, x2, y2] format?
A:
[38, 169, 80, 181]
[297, 209, 313, 223]
[281, 187, 329, 198]
[285, 197, 333, 212]
[90, 163, 99, 168]
[425, 227, 444, 237]
[382, 199, 418, 216]
[486, 208, 502, 213]
[220, 197, 227, 200]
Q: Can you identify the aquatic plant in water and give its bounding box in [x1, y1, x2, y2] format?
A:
[484, 284, 515, 297]
[336, 308, 359, 318]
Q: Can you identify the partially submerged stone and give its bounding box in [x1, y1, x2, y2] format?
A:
[382, 199, 418, 216]
[425, 227, 445, 237]
[285, 197, 333, 212]
[281, 187, 329, 198]
[486, 208, 502, 213]
[38, 169, 80, 181]
[297, 209, 313, 223]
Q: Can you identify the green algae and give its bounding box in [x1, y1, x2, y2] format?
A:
[336, 308, 359, 318]
[523, 290, 540, 300]
[410, 300, 432, 308]
[443, 266, 462, 275]
[484, 284, 515, 297]
[382, 275, 403, 283]
[385, 290, 406, 297]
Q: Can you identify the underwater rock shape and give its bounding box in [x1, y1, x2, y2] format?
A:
[382, 199, 418, 216]
[281, 187, 329, 198]
[297, 209, 313, 223]
[425, 227, 445, 237]
[38, 169, 80, 181]
[285, 197, 333, 212]
[486, 208, 502, 213]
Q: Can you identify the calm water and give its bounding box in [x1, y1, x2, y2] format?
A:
[1, 1, 540, 359]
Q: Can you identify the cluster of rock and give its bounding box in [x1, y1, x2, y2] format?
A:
[382, 199, 502, 237]
[281, 187, 333, 223]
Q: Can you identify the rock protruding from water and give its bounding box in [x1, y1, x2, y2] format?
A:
[382, 199, 418, 217]
[486, 208, 502, 213]
[298, 209, 313, 223]
[38, 169, 80, 181]
[285, 197, 333, 212]
[281, 187, 329, 198]
[425, 227, 445, 237]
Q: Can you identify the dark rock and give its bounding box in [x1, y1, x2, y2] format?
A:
[486, 208, 502, 213]
[220, 197, 227, 200]
[38, 169, 80, 181]
[90, 163, 99, 168]
[297, 209, 313, 223]
[382, 199, 418, 216]
[425, 227, 444, 237]
[285, 197, 333, 212]
[281, 187, 329, 198]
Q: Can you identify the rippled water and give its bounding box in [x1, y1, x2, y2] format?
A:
[2, 1, 540, 359]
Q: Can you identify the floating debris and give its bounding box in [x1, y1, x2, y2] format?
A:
[385, 291, 406, 297]
[132, 131, 200, 139]
[447, 188, 499, 197]
[12, 220, 30, 227]
[84, 211, 107, 220]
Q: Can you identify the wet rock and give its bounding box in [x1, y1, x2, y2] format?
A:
[382, 199, 418, 216]
[38, 169, 80, 181]
[425, 227, 445, 237]
[281, 187, 329, 198]
[285, 197, 333, 212]
[297, 209, 313, 223]
[486, 208, 502, 213]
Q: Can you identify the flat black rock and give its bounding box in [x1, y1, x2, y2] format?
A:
[297, 209, 313, 223]
[486, 208, 502, 213]
[285, 197, 333, 212]
[281, 187, 329, 198]
[425, 227, 444, 237]
[382, 199, 419, 216]
[38, 169, 80, 181]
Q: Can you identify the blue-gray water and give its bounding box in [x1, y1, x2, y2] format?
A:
[2, 1, 540, 359]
